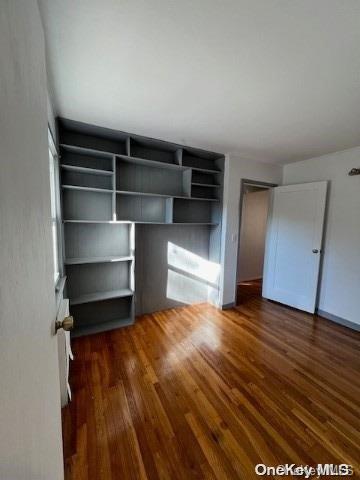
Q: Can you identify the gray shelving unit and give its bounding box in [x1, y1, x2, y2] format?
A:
[59, 118, 224, 336]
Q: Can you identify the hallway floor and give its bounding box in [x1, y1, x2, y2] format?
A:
[63, 295, 360, 479]
[236, 279, 262, 304]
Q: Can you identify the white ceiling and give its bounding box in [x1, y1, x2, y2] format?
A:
[39, 0, 360, 164]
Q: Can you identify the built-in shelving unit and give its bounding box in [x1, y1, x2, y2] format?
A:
[59, 118, 224, 336]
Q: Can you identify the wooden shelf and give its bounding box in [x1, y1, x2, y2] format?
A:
[70, 288, 134, 306]
[65, 255, 133, 265]
[71, 317, 134, 338]
[62, 185, 113, 194]
[61, 164, 113, 176]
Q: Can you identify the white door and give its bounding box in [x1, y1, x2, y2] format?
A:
[263, 181, 327, 313]
[0, 3, 64, 477]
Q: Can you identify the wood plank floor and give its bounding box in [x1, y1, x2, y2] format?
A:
[63, 296, 360, 479]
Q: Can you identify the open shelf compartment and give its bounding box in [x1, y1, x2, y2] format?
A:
[62, 188, 113, 221]
[191, 185, 219, 200]
[129, 137, 181, 166]
[173, 198, 215, 224]
[67, 261, 133, 303]
[182, 149, 222, 172]
[116, 193, 173, 223]
[60, 144, 114, 171]
[64, 222, 133, 261]
[116, 158, 191, 197]
[59, 118, 128, 155]
[70, 297, 134, 337]
[61, 169, 113, 190]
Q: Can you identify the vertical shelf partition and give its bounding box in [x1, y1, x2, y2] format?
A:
[59, 118, 224, 336]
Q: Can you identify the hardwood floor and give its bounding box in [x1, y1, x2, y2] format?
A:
[237, 279, 263, 305]
[63, 297, 360, 479]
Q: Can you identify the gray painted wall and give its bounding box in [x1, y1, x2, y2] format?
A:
[135, 225, 211, 314]
[283, 147, 360, 327]
[237, 189, 270, 282]
[0, 2, 64, 478]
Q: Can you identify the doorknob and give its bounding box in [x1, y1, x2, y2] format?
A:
[55, 316, 74, 332]
[312, 249, 319, 254]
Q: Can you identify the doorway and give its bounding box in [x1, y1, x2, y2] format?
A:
[236, 180, 276, 305]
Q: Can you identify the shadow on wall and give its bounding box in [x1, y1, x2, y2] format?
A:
[166, 242, 220, 305]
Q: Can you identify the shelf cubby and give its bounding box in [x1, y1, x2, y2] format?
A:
[182, 149, 222, 172]
[70, 288, 133, 306]
[61, 169, 113, 190]
[70, 297, 134, 337]
[191, 170, 220, 185]
[67, 261, 132, 302]
[172, 198, 212, 224]
[61, 164, 114, 176]
[59, 118, 128, 155]
[62, 188, 113, 221]
[60, 144, 114, 171]
[129, 138, 179, 165]
[116, 158, 190, 197]
[64, 222, 132, 260]
[191, 185, 219, 200]
[116, 193, 173, 223]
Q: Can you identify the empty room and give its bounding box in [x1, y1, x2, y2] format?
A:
[1, 1, 359, 479]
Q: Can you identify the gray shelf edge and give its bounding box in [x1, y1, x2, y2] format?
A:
[70, 289, 134, 306]
[61, 164, 114, 176]
[71, 317, 134, 338]
[62, 185, 113, 194]
[172, 222, 219, 225]
[63, 219, 218, 225]
[60, 143, 115, 160]
[189, 166, 222, 174]
[192, 182, 221, 188]
[116, 153, 188, 171]
[63, 220, 133, 224]
[65, 255, 134, 265]
[116, 154, 222, 174]
[116, 190, 219, 202]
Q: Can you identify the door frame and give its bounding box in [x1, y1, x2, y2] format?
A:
[235, 179, 278, 306]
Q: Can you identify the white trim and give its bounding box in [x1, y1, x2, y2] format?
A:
[48, 126, 58, 156]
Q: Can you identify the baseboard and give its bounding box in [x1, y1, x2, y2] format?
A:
[317, 309, 360, 332]
[222, 302, 236, 310]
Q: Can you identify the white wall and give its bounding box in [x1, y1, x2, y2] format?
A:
[237, 189, 270, 282]
[0, 2, 64, 478]
[220, 155, 282, 306]
[283, 147, 360, 326]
